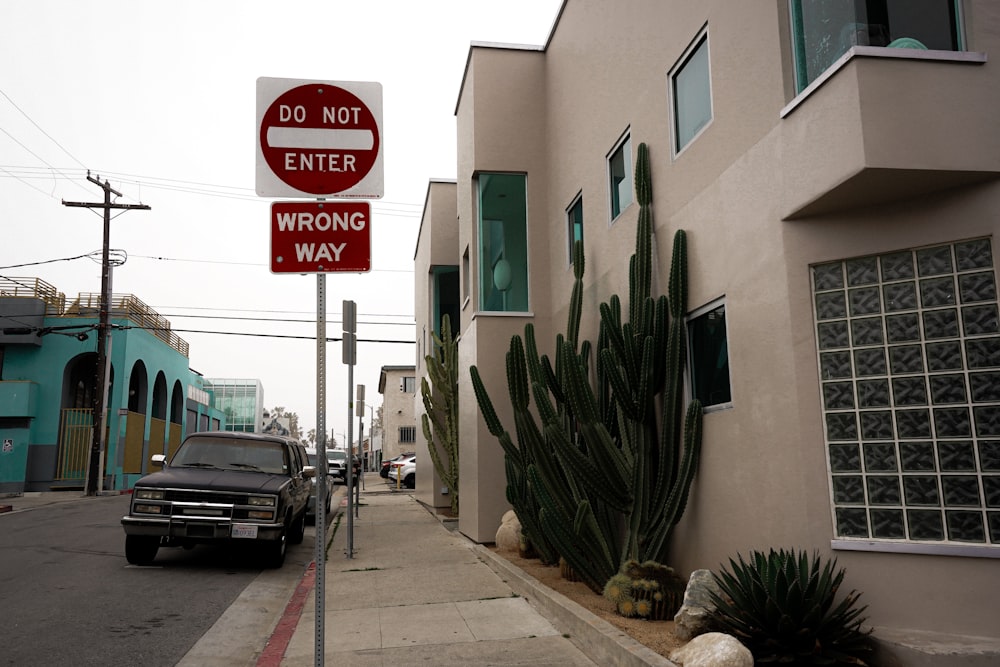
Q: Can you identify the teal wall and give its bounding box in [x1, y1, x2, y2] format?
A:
[0, 313, 225, 491]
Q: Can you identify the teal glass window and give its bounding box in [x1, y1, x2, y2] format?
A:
[672, 32, 712, 153]
[478, 173, 528, 312]
[688, 301, 731, 407]
[608, 135, 633, 220]
[790, 0, 963, 92]
[567, 194, 583, 265]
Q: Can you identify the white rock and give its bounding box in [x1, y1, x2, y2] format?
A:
[670, 632, 753, 667]
[494, 510, 521, 552]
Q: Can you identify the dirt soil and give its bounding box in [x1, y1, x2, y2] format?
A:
[487, 546, 688, 660]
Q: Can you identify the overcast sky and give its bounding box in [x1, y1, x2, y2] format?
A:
[0, 0, 562, 443]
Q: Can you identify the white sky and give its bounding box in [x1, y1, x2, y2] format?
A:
[0, 0, 562, 443]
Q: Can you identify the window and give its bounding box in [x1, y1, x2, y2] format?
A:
[462, 246, 471, 305]
[567, 194, 583, 265]
[688, 300, 731, 408]
[399, 426, 416, 443]
[478, 173, 529, 312]
[671, 30, 712, 153]
[608, 135, 633, 220]
[790, 0, 963, 92]
[402, 376, 416, 393]
[812, 239, 1000, 549]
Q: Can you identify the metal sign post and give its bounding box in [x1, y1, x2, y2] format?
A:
[343, 300, 356, 558]
[314, 274, 327, 667]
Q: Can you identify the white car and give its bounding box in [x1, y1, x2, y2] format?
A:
[388, 455, 415, 489]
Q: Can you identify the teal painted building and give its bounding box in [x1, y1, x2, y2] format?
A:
[0, 278, 226, 493]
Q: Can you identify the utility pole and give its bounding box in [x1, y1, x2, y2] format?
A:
[63, 172, 150, 495]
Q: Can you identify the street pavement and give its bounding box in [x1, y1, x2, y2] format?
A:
[2, 475, 674, 666]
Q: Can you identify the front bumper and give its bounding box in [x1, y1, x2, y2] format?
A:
[121, 515, 284, 542]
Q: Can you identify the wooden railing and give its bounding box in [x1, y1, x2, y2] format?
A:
[67, 292, 189, 357]
[0, 277, 66, 314]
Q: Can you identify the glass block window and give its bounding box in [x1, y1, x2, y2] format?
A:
[812, 239, 1000, 548]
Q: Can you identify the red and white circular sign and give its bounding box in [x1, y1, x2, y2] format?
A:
[256, 78, 383, 198]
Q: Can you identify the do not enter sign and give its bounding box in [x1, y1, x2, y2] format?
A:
[256, 78, 383, 199]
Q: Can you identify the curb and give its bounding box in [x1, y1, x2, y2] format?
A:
[474, 544, 678, 667]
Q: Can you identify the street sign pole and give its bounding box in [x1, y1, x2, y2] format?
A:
[343, 300, 356, 559]
[314, 273, 327, 667]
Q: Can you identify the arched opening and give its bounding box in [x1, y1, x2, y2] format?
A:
[149, 372, 169, 458]
[56, 353, 114, 484]
[122, 361, 149, 474]
[167, 379, 185, 460]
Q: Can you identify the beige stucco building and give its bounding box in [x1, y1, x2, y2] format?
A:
[377, 365, 417, 462]
[414, 0, 1000, 653]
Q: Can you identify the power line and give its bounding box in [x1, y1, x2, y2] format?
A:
[122, 324, 415, 344]
[0, 88, 87, 168]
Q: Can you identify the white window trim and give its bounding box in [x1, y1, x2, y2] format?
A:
[686, 296, 732, 414]
[566, 191, 583, 267]
[606, 129, 633, 224]
[668, 26, 713, 158]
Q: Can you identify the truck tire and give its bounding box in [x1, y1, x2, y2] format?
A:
[125, 535, 159, 565]
[288, 510, 306, 545]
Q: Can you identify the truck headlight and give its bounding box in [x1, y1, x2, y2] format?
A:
[248, 496, 276, 507]
[135, 488, 165, 500]
[134, 503, 163, 514]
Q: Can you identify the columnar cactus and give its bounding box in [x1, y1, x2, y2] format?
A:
[472, 142, 703, 594]
[421, 314, 460, 514]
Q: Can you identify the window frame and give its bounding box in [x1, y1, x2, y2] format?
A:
[788, 0, 967, 94]
[811, 239, 1000, 557]
[566, 192, 584, 266]
[607, 132, 633, 222]
[669, 27, 713, 156]
[687, 297, 732, 413]
[476, 172, 530, 313]
[399, 425, 416, 443]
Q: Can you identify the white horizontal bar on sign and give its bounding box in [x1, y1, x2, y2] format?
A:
[267, 127, 374, 151]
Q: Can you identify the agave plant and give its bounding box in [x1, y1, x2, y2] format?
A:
[710, 548, 873, 665]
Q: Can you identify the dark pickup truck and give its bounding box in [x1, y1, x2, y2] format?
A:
[121, 431, 314, 568]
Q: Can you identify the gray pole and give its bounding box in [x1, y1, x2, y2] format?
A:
[314, 273, 327, 667]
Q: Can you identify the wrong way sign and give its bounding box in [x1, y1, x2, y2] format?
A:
[256, 78, 383, 198]
[270, 201, 371, 273]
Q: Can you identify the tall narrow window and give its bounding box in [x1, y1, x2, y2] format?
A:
[402, 376, 416, 393]
[608, 135, 633, 221]
[790, 0, 963, 92]
[671, 30, 712, 154]
[462, 246, 471, 304]
[567, 194, 583, 265]
[478, 173, 528, 312]
[688, 300, 731, 408]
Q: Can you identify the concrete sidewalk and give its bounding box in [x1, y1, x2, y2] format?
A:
[272, 478, 602, 666]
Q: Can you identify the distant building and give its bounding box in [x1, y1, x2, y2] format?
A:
[0, 278, 225, 493]
[378, 365, 416, 461]
[204, 378, 264, 433]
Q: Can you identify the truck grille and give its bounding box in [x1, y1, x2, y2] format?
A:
[163, 489, 246, 505]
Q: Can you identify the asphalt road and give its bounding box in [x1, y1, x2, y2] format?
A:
[0, 494, 293, 667]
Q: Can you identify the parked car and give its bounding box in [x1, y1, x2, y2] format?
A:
[388, 455, 416, 489]
[305, 446, 334, 523]
[380, 452, 414, 478]
[121, 431, 314, 568]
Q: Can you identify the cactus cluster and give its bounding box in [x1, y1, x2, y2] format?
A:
[471, 142, 703, 595]
[421, 314, 460, 515]
[603, 559, 687, 620]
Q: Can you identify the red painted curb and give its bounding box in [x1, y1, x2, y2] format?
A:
[256, 561, 317, 667]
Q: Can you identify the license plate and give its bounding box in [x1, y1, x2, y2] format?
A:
[232, 523, 259, 539]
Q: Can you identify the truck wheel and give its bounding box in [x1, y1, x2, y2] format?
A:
[288, 510, 306, 545]
[125, 536, 159, 565]
[264, 528, 287, 568]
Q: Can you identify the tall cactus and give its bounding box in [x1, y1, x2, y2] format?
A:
[421, 314, 460, 514]
[472, 142, 703, 593]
